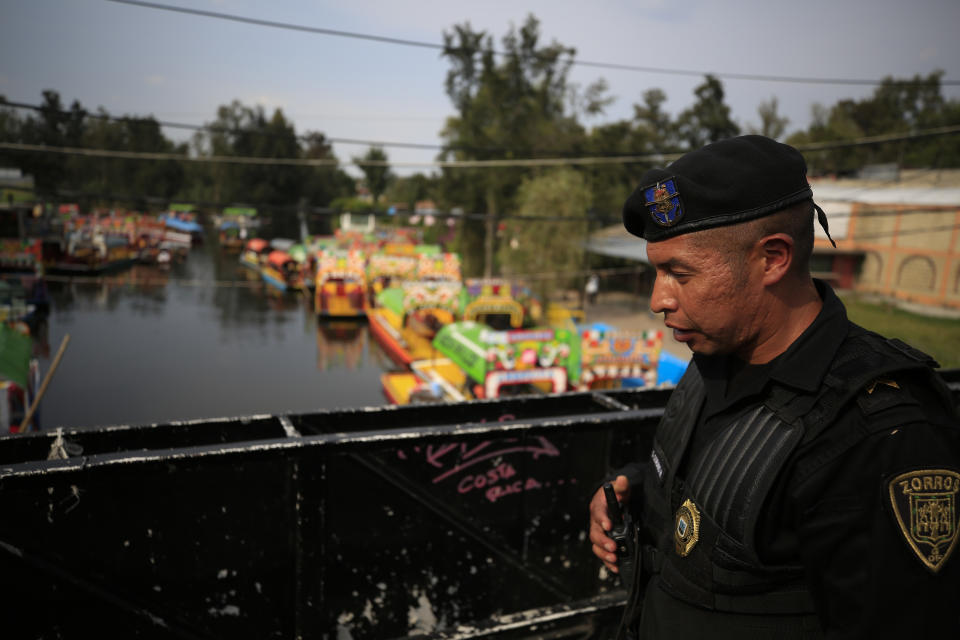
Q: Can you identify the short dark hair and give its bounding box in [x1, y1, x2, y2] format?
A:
[687, 199, 814, 279]
[755, 199, 814, 276]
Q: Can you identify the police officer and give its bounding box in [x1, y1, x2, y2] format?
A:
[588, 135, 960, 638]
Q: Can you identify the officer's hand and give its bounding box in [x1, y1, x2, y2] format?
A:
[589, 475, 631, 573]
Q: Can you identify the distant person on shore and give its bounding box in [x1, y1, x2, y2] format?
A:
[585, 273, 599, 305]
[588, 135, 960, 638]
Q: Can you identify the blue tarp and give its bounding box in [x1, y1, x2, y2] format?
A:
[622, 350, 689, 388]
[163, 216, 202, 233]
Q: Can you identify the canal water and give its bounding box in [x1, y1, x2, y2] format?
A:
[32, 240, 392, 430]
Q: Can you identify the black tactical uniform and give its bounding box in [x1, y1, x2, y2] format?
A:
[615, 280, 960, 637]
[608, 135, 960, 637]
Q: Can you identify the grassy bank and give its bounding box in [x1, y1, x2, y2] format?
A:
[840, 295, 960, 369]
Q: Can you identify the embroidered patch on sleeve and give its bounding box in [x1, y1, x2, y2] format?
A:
[887, 468, 960, 573]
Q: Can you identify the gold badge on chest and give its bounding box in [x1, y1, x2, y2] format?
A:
[674, 498, 701, 557]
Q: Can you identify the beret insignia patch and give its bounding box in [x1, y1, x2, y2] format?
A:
[674, 498, 701, 557]
[644, 178, 683, 227]
[887, 468, 960, 573]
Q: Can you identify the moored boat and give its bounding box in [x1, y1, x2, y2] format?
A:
[382, 320, 580, 403]
[314, 249, 367, 317]
[461, 278, 543, 329]
[366, 251, 417, 307]
[0, 319, 39, 432]
[577, 324, 664, 390]
[45, 220, 138, 275]
[260, 250, 304, 292]
[239, 237, 270, 270]
[367, 280, 462, 367]
[216, 206, 259, 251]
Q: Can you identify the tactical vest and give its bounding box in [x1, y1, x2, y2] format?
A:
[644, 324, 949, 616]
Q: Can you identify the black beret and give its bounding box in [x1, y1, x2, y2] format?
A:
[622, 135, 813, 242]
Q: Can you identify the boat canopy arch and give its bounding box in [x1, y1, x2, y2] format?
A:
[463, 297, 525, 329]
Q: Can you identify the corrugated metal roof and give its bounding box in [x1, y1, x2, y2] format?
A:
[584, 228, 649, 263]
[811, 184, 960, 206]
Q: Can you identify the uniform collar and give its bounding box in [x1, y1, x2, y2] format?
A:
[766, 279, 848, 393]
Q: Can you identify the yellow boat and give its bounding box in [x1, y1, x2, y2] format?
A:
[380, 358, 469, 404]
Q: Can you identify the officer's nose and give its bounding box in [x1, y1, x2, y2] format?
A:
[650, 276, 677, 315]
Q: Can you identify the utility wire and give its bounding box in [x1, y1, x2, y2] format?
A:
[106, 0, 960, 87]
[1, 99, 613, 157]
[8, 98, 960, 160]
[0, 99, 457, 153]
[4, 124, 960, 168]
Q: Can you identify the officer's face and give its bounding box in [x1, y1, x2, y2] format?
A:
[646, 232, 764, 359]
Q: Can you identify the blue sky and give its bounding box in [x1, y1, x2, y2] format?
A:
[2, 0, 959, 176]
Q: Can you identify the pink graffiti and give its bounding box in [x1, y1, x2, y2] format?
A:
[485, 477, 543, 503]
[457, 462, 517, 494]
[429, 435, 560, 483]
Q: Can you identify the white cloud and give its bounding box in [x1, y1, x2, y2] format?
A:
[145, 75, 165, 87]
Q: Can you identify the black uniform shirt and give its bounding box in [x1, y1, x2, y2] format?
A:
[638, 281, 960, 638]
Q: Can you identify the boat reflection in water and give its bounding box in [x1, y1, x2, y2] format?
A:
[315, 320, 367, 371]
[34, 241, 389, 430]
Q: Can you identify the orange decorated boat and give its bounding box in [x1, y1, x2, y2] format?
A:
[260, 250, 304, 292]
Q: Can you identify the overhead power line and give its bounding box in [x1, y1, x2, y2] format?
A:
[3, 99, 618, 157]
[0, 141, 665, 167]
[8, 97, 960, 161]
[1, 99, 633, 157]
[3, 124, 960, 169]
[0, 99, 456, 153]
[106, 0, 960, 87]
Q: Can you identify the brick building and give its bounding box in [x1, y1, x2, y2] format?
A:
[811, 174, 960, 310]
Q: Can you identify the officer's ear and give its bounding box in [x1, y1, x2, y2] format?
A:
[758, 233, 793, 286]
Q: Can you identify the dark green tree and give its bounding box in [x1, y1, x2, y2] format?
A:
[498, 167, 591, 304]
[788, 71, 960, 174]
[385, 172, 438, 213]
[302, 131, 354, 222]
[749, 97, 789, 140]
[580, 88, 679, 216]
[192, 101, 307, 232]
[11, 91, 86, 196]
[675, 75, 740, 148]
[439, 15, 584, 277]
[353, 146, 392, 207]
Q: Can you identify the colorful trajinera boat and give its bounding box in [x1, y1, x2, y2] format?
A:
[161, 203, 203, 244]
[45, 216, 139, 274]
[461, 278, 542, 329]
[577, 325, 663, 390]
[239, 238, 270, 271]
[216, 207, 258, 252]
[314, 250, 367, 318]
[381, 321, 580, 404]
[261, 250, 305, 292]
[384, 321, 675, 405]
[367, 280, 462, 367]
[366, 252, 417, 306]
[367, 252, 464, 365]
[0, 319, 39, 432]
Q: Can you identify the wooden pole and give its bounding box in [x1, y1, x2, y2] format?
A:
[19, 333, 70, 433]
